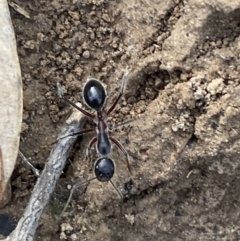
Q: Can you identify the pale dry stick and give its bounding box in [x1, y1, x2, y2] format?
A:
[18, 151, 40, 177]
[1, 103, 84, 241]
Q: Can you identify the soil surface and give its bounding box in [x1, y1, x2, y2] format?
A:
[1, 0, 240, 240]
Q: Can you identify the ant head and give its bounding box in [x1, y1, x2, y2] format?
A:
[94, 157, 115, 182]
[83, 78, 106, 111]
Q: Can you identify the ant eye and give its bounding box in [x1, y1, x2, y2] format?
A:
[94, 157, 114, 182]
[83, 79, 106, 111]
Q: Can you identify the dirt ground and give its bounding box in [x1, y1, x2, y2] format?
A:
[1, 0, 240, 240]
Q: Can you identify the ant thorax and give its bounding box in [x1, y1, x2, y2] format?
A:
[94, 112, 109, 135]
[96, 118, 111, 156]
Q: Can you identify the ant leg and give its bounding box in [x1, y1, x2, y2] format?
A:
[51, 128, 94, 145]
[57, 82, 95, 119]
[107, 72, 128, 115]
[86, 136, 98, 159]
[109, 180, 124, 219]
[61, 177, 96, 215]
[109, 117, 137, 132]
[106, 93, 123, 116]
[109, 136, 131, 173]
[63, 97, 95, 119]
[110, 180, 123, 201]
[58, 128, 94, 140]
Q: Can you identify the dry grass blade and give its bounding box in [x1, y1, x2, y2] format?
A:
[8, 2, 30, 19]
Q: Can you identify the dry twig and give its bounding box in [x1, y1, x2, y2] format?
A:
[1, 103, 84, 241]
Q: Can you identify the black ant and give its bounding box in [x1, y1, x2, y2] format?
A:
[58, 73, 132, 211]
[60, 73, 131, 172]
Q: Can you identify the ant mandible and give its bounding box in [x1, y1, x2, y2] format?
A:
[61, 72, 131, 173]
